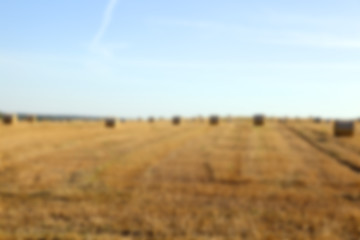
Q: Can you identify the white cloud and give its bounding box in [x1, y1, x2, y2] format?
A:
[92, 0, 119, 46]
[90, 0, 120, 56]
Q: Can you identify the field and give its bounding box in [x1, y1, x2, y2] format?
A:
[1, 119, 360, 239]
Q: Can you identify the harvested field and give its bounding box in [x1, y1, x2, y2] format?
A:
[1, 120, 360, 239]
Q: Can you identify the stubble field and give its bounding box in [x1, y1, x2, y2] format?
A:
[1, 119, 360, 239]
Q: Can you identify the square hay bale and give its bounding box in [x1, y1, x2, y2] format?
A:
[105, 118, 117, 128]
[254, 114, 265, 126]
[172, 116, 181, 125]
[334, 121, 354, 137]
[209, 115, 219, 126]
[3, 114, 17, 125]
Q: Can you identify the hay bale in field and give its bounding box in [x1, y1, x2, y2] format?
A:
[148, 117, 155, 123]
[105, 118, 117, 128]
[279, 118, 287, 124]
[334, 121, 354, 137]
[197, 116, 205, 122]
[2, 114, 17, 125]
[189, 117, 196, 122]
[226, 115, 232, 123]
[209, 115, 219, 126]
[313, 117, 322, 123]
[172, 116, 181, 125]
[254, 114, 265, 126]
[25, 115, 36, 123]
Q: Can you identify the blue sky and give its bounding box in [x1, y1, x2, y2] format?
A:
[1, 0, 360, 118]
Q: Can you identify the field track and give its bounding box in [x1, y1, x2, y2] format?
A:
[1, 120, 360, 239]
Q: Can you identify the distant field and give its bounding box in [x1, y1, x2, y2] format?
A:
[1, 119, 360, 239]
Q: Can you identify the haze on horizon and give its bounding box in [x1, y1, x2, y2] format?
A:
[0, 0, 359, 119]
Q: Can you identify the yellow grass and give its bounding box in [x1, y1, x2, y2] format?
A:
[1, 119, 360, 239]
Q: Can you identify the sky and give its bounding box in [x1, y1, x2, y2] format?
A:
[0, 0, 360, 118]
